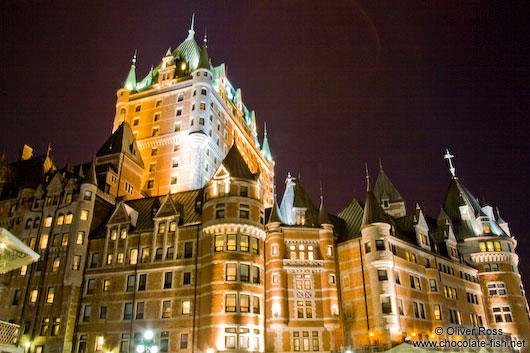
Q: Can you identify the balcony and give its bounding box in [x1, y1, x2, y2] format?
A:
[0, 320, 22, 353]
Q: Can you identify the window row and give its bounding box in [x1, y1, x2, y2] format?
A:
[226, 263, 260, 283]
[25, 209, 90, 230]
[394, 298, 483, 326]
[23, 231, 85, 251]
[32, 190, 90, 210]
[224, 327, 260, 351]
[293, 331, 319, 352]
[89, 242, 193, 268]
[214, 234, 259, 254]
[225, 293, 261, 314]
[82, 299, 193, 323]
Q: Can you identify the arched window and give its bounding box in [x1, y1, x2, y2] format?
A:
[25, 219, 32, 229]
[65, 212, 73, 225]
[33, 217, 41, 228]
[56, 214, 64, 225]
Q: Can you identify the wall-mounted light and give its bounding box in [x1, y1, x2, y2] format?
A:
[272, 303, 281, 318]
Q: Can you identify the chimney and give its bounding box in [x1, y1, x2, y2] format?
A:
[19, 144, 33, 161]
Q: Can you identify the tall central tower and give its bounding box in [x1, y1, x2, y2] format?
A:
[112, 16, 274, 206]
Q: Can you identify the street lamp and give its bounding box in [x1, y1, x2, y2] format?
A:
[24, 342, 31, 353]
[136, 330, 158, 353]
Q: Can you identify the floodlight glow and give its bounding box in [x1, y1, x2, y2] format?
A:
[144, 331, 154, 340]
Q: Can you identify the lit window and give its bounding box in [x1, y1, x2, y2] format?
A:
[77, 231, 85, 245]
[162, 300, 171, 318]
[52, 257, 60, 272]
[56, 214, 64, 225]
[182, 300, 191, 315]
[200, 103, 206, 110]
[227, 234, 237, 251]
[95, 336, 104, 351]
[215, 235, 224, 252]
[120, 229, 127, 239]
[117, 252, 124, 264]
[45, 216, 53, 227]
[40, 234, 49, 249]
[240, 235, 249, 252]
[30, 289, 38, 303]
[174, 123, 181, 132]
[103, 279, 111, 291]
[80, 209, 89, 221]
[170, 176, 177, 185]
[46, 287, 55, 303]
[172, 158, 179, 168]
[225, 294, 236, 312]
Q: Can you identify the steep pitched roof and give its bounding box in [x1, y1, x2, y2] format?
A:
[123, 53, 137, 90]
[318, 196, 332, 225]
[373, 167, 403, 203]
[336, 198, 364, 241]
[96, 122, 144, 168]
[361, 190, 388, 227]
[83, 159, 97, 186]
[442, 177, 482, 240]
[261, 124, 272, 161]
[221, 144, 258, 180]
[197, 40, 210, 70]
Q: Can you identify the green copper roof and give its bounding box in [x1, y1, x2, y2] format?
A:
[123, 52, 137, 90]
[261, 123, 272, 161]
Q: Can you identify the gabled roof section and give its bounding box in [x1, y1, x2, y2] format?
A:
[154, 194, 180, 219]
[337, 198, 364, 241]
[97, 122, 144, 168]
[374, 166, 403, 203]
[108, 201, 138, 226]
[361, 190, 388, 227]
[221, 144, 258, 180]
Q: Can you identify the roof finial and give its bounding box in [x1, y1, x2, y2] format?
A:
[203, 28, 207, 44]
[264, 122, 267, 135]
[46, 143, 52, 156]
[365, 162, 370, 191]
[132, 50, 137, 65]
[379, 157, 383, 170]
[188, 13, 195, 38]
[444, 149, 456, 177]
[319, 180, 324, 202]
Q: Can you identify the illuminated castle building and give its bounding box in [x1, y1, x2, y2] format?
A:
[0, 16, 529, 353]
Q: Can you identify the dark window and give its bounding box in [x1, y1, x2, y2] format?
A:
[164, 272, 172, 289]
[12, 289, 20, 305]
[155, 248, 163, 260]
[375, 240, 385, 251]
[99, 306, 107, 319]
[201, 89, 207, 95]
[180, 333, 188, 349]
[138, 274, 147, 291]
[184, 242, 193, 258]
[126, 275, 135, 292]
[135, 105, 141, 112]
[123, 303, 132, 320]
[240, 186, 248, 197]
[136, 302, 144, 319]
[82, 305, 92, 322]
[84, 190, 92, 201]
[378, 270, 388, 281]
[216, 209, 225, 219]
[183, 272, 191, 285]
[86, 279, 95, 294]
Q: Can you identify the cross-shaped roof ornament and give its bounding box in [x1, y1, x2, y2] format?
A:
[444, 149, 456, 177]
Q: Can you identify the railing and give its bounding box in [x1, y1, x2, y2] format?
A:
[0, 320, 19, 346]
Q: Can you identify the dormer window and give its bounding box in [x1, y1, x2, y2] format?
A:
[295, 210, 305, 225]
[158, 223, 166, 234]
[459, 206, 471, 221]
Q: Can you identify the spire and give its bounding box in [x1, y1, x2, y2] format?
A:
[197, 30, 210, 70]
[373, 162, 404, 203]
[188, 13, 195, 38]
[165, 47, 172, 56]
[379, 157, 383, 170]
[84, 155, 98, 186]
[261, 123, 272, 161]
[444, 149, 456, 177]
[318, 182, 332, 226]
[124, 50, 137, 90]
[268, 185, 283, 224]
[361, 189, 388, 227]
[365, 162, 370, 191]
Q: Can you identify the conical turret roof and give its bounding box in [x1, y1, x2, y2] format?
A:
[197, 34, 210, 70]
[83, 157, 97, 186]
[124, 52, 137, 90]
[373, 165, 403, 203]
[361, 190, 388, 227]
[261, 123, 272, 161]
[221, 144, 258, 180]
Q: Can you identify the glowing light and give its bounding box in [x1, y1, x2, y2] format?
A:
[345, 350, 353, 353]
[272, 303, 281, 317]
[150, 347, 158, 353]
[0, 243, 5, 249]
[431, 334, 435, 339]
[207, 349, 214, 353]
[181, 63, 186, 70]
[25, 342, 31, 349]
[369, 332, 374, 337]
[412, 332, 416, 337]
[136, 346, 145, 353]
[398, 330, 402, 335]
[144, 331, 154, 340]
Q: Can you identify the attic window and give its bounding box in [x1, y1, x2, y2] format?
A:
[459, 206, 471, 221]
[295, 211, 305, 225]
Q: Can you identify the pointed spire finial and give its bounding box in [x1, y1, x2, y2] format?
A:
[365, 162, 370, 191]
[319, 180, 324, 202]
[264, 122, 268, 135]
[46, 143, 52, 156]
[132, 50, 137, 65]
[379, 157, 383, 170]
[203, 28, 207, 45]
[188, 13, 195, 38]
[444, 149, 456, 177]
[166, 47, 172, 56]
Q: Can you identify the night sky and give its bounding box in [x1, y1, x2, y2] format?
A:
[1, 1, 530, 288]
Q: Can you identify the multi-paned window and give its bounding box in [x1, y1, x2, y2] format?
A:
[488, 282, 507, 296]
[493, 306, 512, 323]
[293, 331, 319, 352]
